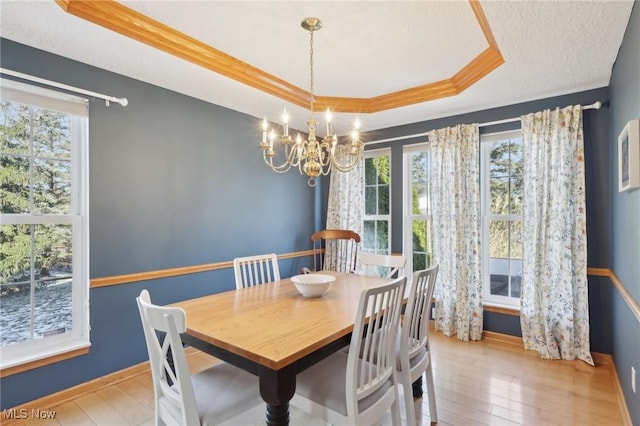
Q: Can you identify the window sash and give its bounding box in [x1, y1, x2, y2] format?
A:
[1, 79, 90, 369]
[363, 148, 391, 254]
[481, 130, 522, 308]
[403, 143, 432, 275]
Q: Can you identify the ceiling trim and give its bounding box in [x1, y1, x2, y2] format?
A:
[55, 0, 504, 114]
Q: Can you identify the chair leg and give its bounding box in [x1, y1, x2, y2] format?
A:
[424, 361, 437, 423]
[402, 371, 418, 426]
[391, 382, 402, 426]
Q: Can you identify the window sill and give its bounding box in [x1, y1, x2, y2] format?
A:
[0, 343, 90, 378]
[483, 303, 520, 316]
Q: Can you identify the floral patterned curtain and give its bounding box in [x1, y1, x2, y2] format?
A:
[520, 105, 593, 365]
[428, 124, 483, 341]
[326, 148, 364, 258]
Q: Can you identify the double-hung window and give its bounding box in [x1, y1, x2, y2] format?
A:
[480, 130, 523, 308]
[363, 148, 391, 257]
[0, 79, 90, 369]
[403, 143, 433, 274]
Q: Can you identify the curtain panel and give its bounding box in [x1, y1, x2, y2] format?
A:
[326, 150, 364, 268]
[428, 124, 483, 341]
[520, 105, 593, 365]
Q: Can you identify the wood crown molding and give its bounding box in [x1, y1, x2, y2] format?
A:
[54, 0, 503, 113]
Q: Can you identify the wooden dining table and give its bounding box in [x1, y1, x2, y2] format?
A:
[170, 271, 392, 426]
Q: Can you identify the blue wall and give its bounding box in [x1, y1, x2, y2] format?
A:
[0, 38, 321, 409]
[609, 1, 640, 422]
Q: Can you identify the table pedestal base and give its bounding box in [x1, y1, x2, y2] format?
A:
[259, 365, 296, 426]
[266, 404, 289, 426]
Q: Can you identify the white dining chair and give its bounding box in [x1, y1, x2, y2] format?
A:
[136, 290, 262, 426]
[399, 266, 439, 426]
[233, 253, 280, 289]
[360, 252, 407, 278]
[291, 276, 407, 426]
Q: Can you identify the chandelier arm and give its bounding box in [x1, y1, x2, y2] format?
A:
[263, 151, 293, 173]
[290, 141, 307, 167]
[319, 163, 332, 176]
[318, 141, 335, 168]
[265, 138, 305, 171]
[328, 150, 362, 172]
[330, 146, 362, 172]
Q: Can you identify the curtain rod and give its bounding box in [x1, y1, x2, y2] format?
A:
[365, 101, 602, 146]
[0, 67, 128, 107]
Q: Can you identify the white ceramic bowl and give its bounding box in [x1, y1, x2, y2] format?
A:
[290, 274, 336, 297]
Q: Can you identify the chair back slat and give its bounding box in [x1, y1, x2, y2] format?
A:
[402, 266, 439, 359]
[346, 276, 406, 414]
[233, 253, 280, 289]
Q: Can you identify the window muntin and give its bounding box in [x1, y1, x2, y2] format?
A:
[403, 143, 433, 275]
[363, 149, 391, 276]
[481, 131, 523, 308]
[0, 79, 89, 368]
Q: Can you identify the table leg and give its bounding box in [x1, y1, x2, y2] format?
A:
[412, 376, 423, 398]
[258, 365, 296, 426]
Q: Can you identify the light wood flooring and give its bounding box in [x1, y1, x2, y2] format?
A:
[3, 330, 627, 426]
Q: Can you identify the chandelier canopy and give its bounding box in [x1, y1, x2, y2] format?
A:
[259, 17, 363, 187]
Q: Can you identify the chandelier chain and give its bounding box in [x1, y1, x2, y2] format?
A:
[309, 29, 315, 114]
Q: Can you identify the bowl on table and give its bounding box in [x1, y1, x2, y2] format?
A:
[290, 273, 336, 297]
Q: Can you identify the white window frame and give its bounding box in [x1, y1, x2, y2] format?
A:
[480, 130, 523, 309]
[363, 148, 391, 255]
[0, 79, 90, 369]
[402, 142, 431, 279]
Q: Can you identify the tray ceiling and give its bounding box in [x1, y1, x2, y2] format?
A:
[0, 0, 634, 135]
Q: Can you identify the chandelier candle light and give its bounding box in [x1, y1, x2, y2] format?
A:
[259, 17, 363, 187]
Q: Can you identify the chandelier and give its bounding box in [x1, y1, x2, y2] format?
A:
[259, 17, 363, 187]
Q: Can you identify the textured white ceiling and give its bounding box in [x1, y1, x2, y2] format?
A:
[0, 0, 634, 136]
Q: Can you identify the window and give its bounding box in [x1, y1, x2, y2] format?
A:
[0, 79, 90, 369]
[481, 130, 523, 308]
[403, 143, 433, 274]
[363, 148, 390, 258]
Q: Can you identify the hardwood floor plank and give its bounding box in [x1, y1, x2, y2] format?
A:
[21, 415, 58, 426]
[185, 348, 219, 374]
[54, 401, 96, 426]
[434, 406, 491, 426]
[72, 394, 128, 425]
[5, 329, 627, 426]
[96, 386, 151, 426]
[115, 375, 155, 415]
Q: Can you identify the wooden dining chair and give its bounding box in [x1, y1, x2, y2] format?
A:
[136, 290, 262, 426]
[307, 229, 361, 274]
[360, 252, 407, 278]
[291, 276, 407, 426]
[399, 266, 439, 426]
[233, 253, 280, 289]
